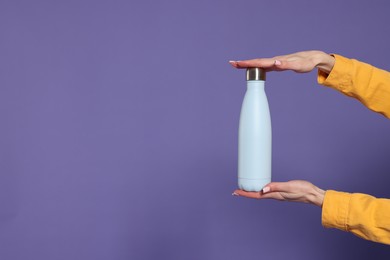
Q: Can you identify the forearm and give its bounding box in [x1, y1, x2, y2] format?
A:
[317, 54, 390, 118]
[322, 190, 390, 245]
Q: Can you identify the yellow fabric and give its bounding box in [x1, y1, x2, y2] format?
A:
[318, 54, 390, 118]
[322, 191, 390, 245]
[317, 54, 390, 245]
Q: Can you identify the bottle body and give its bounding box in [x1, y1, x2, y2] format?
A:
[238, 80, 272, 191]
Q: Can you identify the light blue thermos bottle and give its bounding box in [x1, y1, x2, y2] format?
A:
[238, 68, 271, 192]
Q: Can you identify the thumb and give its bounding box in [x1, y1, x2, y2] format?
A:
[262, 182, 290, 193]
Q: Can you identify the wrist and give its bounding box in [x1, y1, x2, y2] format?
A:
[308, 186, 325, 207]
[316, 52, 335, 74]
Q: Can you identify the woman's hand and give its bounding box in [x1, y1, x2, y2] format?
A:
[229, 50, 335, 74]
[233, 180, 325, 207]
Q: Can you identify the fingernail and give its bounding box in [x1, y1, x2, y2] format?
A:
[232, 192, 239, 196]
[229, 60, 237, 64]
[274, 60, 281, 66]
[262, 187, 270, 193]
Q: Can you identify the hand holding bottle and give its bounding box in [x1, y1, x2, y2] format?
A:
[229, 50, 335, 74]
[233, 180, 325, 207]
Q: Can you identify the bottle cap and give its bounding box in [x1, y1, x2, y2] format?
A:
[246, 68, 266, 81]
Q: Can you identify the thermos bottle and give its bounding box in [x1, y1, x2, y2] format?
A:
[238, 68, 272, 192]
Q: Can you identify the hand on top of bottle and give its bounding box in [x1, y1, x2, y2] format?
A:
[229, 50, 335, 74]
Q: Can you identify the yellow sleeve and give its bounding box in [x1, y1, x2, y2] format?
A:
[322, 190, 390, 245]
[317, 54, 390, 118]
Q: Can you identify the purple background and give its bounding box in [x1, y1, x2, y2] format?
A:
[1, 0, 390, 259]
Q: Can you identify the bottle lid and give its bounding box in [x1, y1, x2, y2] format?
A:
[246, 68, 266, 81]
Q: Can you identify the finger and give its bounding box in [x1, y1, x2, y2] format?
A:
[233, 189, 284, 200]
[235, 58, 277, 69]
[228, 60, 239, 68]
[233, 189, 261, 199]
